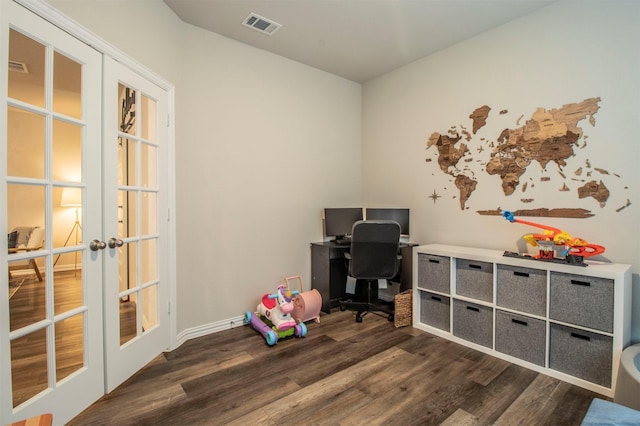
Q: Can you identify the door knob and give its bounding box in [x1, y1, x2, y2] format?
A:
[108, 238, 124, 248]
[90, 240, 107, 251]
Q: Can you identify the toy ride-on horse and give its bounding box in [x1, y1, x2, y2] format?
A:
[245, 284, 307, 345]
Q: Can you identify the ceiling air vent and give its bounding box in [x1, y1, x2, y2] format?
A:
[8, 60, 29, 73]
[242, 13, 282, 36]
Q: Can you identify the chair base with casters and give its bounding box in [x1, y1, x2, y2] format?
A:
[339, 280, 394, 323]
[338, 220, 402, 323]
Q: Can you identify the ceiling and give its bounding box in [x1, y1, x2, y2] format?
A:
[163, 0, 556, 83]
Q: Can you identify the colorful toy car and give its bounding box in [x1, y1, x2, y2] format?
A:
[502, 210, 605, 266]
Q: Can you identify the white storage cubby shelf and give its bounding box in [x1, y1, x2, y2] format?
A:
[412, 243, 632, 397]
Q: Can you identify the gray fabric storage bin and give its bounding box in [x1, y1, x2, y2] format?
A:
[452, 299, 493, 348]
[420, 291, 450, 332]
[455, 258, 493, 302]
[418, 254, 450, 294]
[495, 310, 546, 367]
[549, 323, 613, 387]
[549, 272, 614, 333]
[497, 264, 547, 317]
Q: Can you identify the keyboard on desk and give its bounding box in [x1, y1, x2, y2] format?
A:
[334, 238, 351, 246]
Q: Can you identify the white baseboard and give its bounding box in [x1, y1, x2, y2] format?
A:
[175, 314, 246, 348]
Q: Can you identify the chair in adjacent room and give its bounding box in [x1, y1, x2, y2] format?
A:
[339, 220, 401, 322]
[8, 226, 45, 281]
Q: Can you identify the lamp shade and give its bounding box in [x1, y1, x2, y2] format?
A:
[61, 187, 82, 207]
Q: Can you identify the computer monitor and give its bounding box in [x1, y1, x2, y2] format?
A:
[324, 208, 363, 242]
[365, 208, 410, 236]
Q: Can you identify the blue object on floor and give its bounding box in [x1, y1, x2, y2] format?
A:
[581, 398, 640, 425]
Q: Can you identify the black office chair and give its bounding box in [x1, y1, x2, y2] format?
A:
[339, 220, 401, 323]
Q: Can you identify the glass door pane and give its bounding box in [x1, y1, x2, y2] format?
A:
[8, 29, 45, 107]
[116, 83, 160, 346]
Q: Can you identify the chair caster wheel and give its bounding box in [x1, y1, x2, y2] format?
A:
[339, 305, 346, 311]
[356, 315, 363, 323]
[388, 314, 394, 322]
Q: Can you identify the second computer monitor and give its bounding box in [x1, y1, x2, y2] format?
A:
[365, 208, 410, 236]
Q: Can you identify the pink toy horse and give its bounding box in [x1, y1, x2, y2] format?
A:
[256, 284, 298, 331]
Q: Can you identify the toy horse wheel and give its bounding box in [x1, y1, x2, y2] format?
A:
[265, 330, 277, 346]
[244, 311, 252, 324]
[295, 322, 307, 338]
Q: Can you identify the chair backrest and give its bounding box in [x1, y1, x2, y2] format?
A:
[27, 227, 45, 249]
[8, 226, 44, 250]
[348, 220, 401, 280]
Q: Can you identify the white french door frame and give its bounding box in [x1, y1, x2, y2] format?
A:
[11, 0, 178, 349]
[1, 0, 177, 423]
[1, 1, 103, 423]
[102, 56, 171, 392]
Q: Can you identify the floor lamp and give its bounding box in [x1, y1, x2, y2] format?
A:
[57, 188, 82, 275]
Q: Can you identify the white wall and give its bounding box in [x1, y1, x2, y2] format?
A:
[362, 1, 640, 342]
[47, 0, 639, 343]
[48, 0, 183, 85]
[47, 0, 362, 333]
[176, 25, 361, 329]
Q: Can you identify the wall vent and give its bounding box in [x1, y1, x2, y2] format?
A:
[242, 13, 282, 36]
[8, 60, 28, 73]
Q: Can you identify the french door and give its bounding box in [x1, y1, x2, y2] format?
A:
[1, 1, 171, 424]
[102, 57, 170, 393]
[0, 1, 104, 424]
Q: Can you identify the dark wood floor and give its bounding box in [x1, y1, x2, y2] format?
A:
[69, 308, 603, 425]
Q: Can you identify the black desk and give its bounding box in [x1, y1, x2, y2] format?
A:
[310, 241, 417, 314]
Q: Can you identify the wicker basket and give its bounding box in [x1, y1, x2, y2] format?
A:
[394, 290, 412, 328]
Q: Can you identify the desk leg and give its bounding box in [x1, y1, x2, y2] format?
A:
[400, 245, 414, 292]
[311, 244, 331, 314]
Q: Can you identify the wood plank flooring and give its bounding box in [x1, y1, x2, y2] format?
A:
[70, 309, 602, 425]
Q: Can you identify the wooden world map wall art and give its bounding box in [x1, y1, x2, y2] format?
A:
[425, 97, 631, 218]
